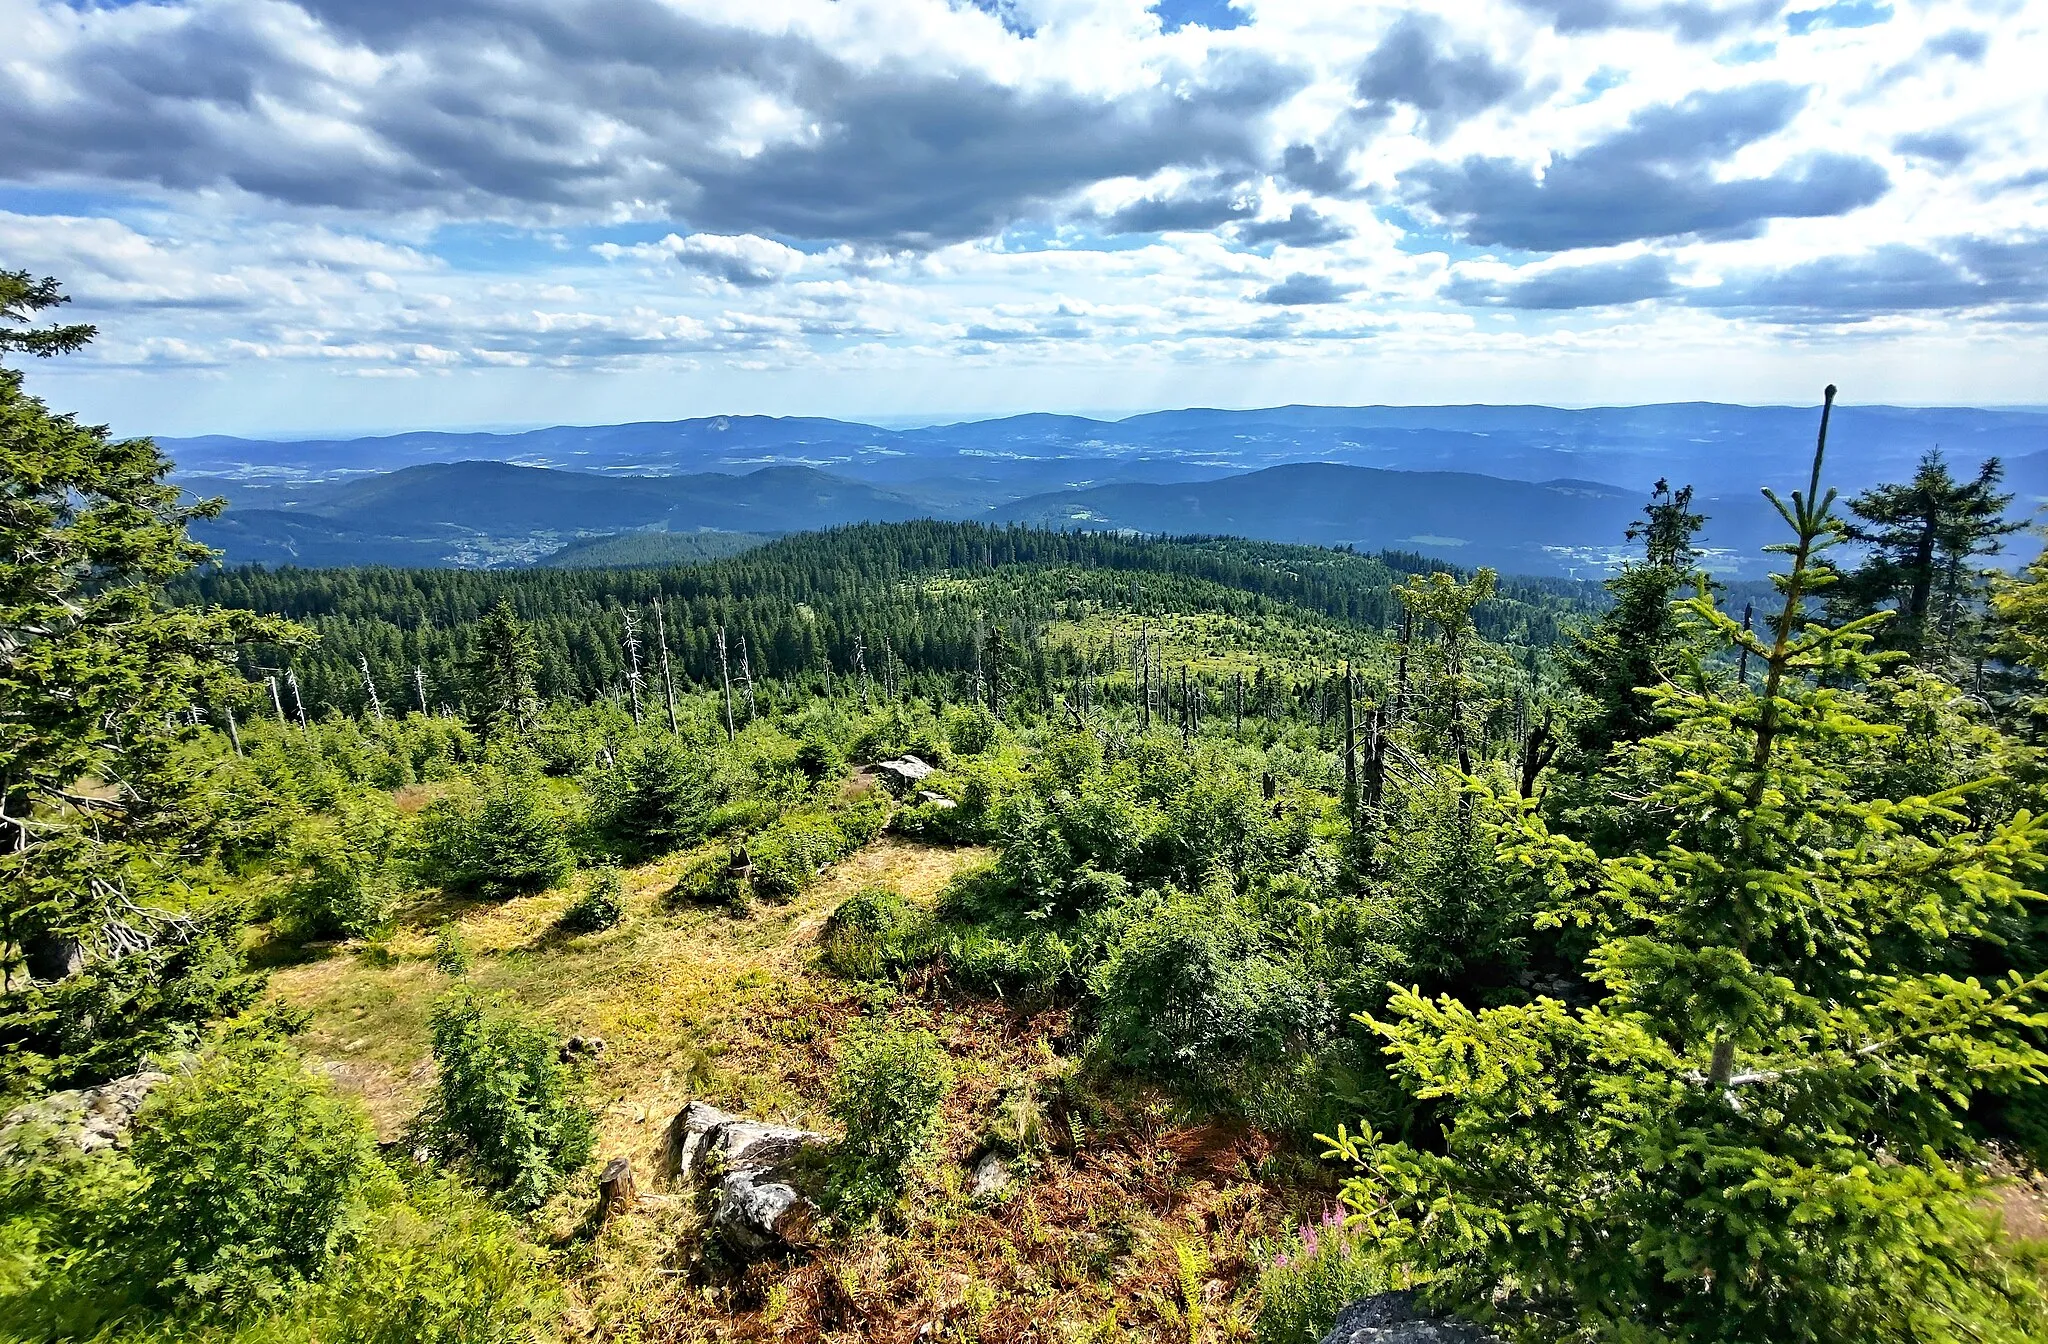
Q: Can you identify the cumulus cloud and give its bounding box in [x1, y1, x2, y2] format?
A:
[1894, 130, 1975, 168]
[1684, 233, 2048, 321]
[1100, 180, 1258, 234]
[1254, 273, 1354, 304]
[1923, 28, 1989, 62]
[1403, 82, 1890, 249]
[1274, 143, 1355, 195]
[1510, 0, 1785, 41]
[1236, 206, 1353, 248]
[1355, 15, 1527, 138]
[1, 0, 2041, 422]
[0, 0, 1302, 247]
[1445, 254, 1677, 308]
[650, 234, 809, 287]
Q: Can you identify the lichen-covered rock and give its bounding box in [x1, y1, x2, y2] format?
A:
[968, 1150, 1013, 1200]
[872, 755, 936, 793]
[1320, 1292, 1498, 1344]
[666, 1101, 828, 1257]
[0, 1070, 170, 1155]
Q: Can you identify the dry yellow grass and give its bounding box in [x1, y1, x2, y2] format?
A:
[272, 834, 1320, 1342]
[271, 837, 991, 1145]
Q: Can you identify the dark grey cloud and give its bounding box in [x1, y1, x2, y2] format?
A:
[1445, 254, 1676, 309]
[1275, 143, 1354, 195]
[1924, 28, 1989, 62]
[0, 0, 1302, 249]
[1254, 273, 1354, 305]
[1236, 206, 1352, 248]
[1101, 180, 1256, 234]
[1402, 82, 1890, 250]
[1682, 233, 2048, 321]
[1894, 130, 1975, 168]
[1355, 15, 1525, 139]
[1511, 0, 1784, 41]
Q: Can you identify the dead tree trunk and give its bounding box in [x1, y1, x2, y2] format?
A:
[359, 655, 384, 724]
[715, 626, 736, 743]
[622, 611, 645, 725]
[738, 633, 757, 719]
[655, 599, 680, 734]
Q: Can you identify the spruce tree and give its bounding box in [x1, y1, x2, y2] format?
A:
[1834, 450, 2020, 661]
[464, 599, 540, 747]
[1558, 480, 1707, 760]
[1327, 390, 2048, 1342]
[1, 272, 297, 1091]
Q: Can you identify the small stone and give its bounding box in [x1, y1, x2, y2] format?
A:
[969, 1151, 1013, 1200]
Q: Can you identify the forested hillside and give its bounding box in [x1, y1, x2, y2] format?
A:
[10, 276, 2048, 1344]
[175, 525, 1594, 721]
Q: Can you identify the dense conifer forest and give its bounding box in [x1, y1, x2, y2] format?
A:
[8, 273, 2048, 1344]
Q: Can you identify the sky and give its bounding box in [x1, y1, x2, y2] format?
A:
[2, 0, 2044, 438]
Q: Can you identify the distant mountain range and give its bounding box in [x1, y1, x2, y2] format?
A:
[170, 402, 2048, 577]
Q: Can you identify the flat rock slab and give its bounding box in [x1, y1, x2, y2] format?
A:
[1321, 1292, 1498, 1344]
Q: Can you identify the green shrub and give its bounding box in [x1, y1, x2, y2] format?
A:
[123, 1039, 378, 1315]
[586, 736, 715, 862]
[749, 812, 846, 900]
[943, 704, 1000, 756]
[826, 1021, 953, 1220]
[415, 769, 572, 898]
[418, 987, 595, 1210]
[793, 736, 846, 784]
[819, 886, 920, 979]
[559, 866, 625, 934]
[315, 1176, 556, 1344]
[666, 847, 746, 907]
[1091, 892, 1326, 1093]
[1253, 1210, 1388, 1344]
[279, 797, 404, 940]
[432, 923, 473, 976]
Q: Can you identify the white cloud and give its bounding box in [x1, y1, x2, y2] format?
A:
[0, 0, 2041, 432]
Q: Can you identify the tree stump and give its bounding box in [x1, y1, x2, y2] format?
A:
[599, 1156, 637, 1216]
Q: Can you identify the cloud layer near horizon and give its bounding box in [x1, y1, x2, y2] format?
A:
[2, 0, 2043, 432]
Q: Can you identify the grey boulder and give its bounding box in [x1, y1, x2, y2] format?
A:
[666, 1101, 828, 1257]
[0, 1070, 170, 1156]
[1321, 1292, 1498, 1344]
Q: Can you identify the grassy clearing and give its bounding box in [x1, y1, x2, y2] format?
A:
[271, 830, 1334, 1341]
[272, 837, 991, 1144]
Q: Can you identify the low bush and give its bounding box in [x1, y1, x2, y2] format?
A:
[314, 1176, 556, 1344]
[415, 768, 573, 898]
[585, 736, 715, 862]
[559, 866, 625, 934]
[749, 792, 890, 901]
[278, 797, 404, 940]
[1253, 1210, 1389, 1344]
[418, 987, 595, 1210]
[749, 811, 847, 900]
[122, 1039, 378, 1316]
[826, 1021, 953, 1221]
[1091, 891, 1328, 1095]
[818, 886, 921, 979]
[432, 922, 473, 975]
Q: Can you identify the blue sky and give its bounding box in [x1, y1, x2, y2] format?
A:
[2, 0, 2043, 437]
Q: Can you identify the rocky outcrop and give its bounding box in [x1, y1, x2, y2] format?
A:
[0, 1069, 170, 1155]
[872, 755, 936, 794]
[1320, 1292, 1498, 1344]
[666, 1101, 829, 1257]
